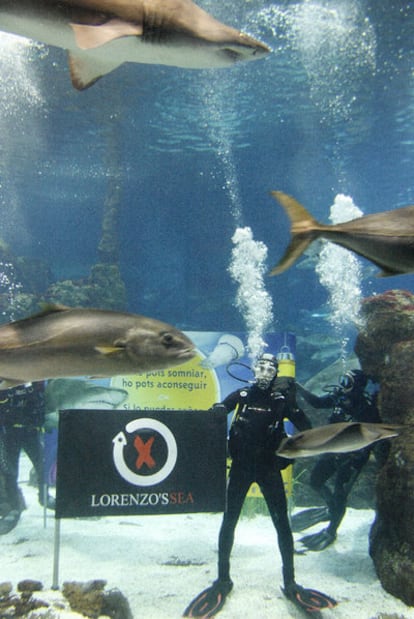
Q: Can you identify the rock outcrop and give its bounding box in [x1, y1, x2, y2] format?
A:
[355, 289, 414, 606]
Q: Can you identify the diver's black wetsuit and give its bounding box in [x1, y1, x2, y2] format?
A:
[184, 367, 337, 618]
[0, 383, 52, 532]
[296, 378, 381, 549]
[216, 382, 311, 590]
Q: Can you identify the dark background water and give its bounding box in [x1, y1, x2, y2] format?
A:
[0, 0, 413, 378]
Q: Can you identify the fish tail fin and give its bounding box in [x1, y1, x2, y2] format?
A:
[269, 235, 315, 275]
[269, 191, 323, 275]
[271, 191, 320, 227]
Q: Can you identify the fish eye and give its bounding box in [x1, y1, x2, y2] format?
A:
[161, 332, 175, 347]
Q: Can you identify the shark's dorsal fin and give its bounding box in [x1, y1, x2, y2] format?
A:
[70, 19, 143, 51]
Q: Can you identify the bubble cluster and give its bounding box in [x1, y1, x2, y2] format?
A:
[0, 34, 47, 251]
[192, 72, 275, 350]
[255, 0, 376, 123]
[229, 227, 274, 359]
[0, 261, 22, 321]
[0, 33, 46, 116]
[315, 194, 364, 331]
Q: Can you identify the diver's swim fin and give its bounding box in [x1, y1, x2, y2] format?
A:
[290, 507, 330, 532]
[299, 528, 336, 551]
[283, 583, 337, 614]
[0, 509, 21, 535]
[183, 579, 233, 618]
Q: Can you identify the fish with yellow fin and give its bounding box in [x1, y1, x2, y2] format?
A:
[0, 304, 195, 389]
[270, 191, 414, 277]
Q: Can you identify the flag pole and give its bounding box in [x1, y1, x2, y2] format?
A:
[52, 517, 61, 590]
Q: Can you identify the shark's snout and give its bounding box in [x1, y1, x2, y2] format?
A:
[223, 36, 270, 62]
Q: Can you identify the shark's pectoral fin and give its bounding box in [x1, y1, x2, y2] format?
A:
[68, 51, 123, 90]
[68, 18, 144, 89]
[71, 19, 143, 51]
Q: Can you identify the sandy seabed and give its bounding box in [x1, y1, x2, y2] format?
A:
[1, 454, 413, 619]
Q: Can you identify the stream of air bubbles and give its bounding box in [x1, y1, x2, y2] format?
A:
[199, 74, 273, 359]
[315, 194, 364, 361]
[0, 34, 46, 318]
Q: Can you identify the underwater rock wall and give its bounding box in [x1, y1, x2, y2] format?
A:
[0, 258, 127, 319]
[355, 289, 414, 606]
[46, 263, 127, 311]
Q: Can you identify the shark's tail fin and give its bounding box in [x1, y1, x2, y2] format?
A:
[269, 191, 322, 275]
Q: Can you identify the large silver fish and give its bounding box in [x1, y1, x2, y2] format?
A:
[277, 422, 400, 458]
[270, 191, 414, 277]
[0, 304, 195, 389]
[0, 0, 270, 89]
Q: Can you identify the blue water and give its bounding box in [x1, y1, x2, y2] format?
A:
[0, 0, 413, 378]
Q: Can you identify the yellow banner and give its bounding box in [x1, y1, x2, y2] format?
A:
[111, 331, 297, 500]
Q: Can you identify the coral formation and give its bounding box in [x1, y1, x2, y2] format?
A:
[0, 580, 50, 617]
[0, 579, 133, 618]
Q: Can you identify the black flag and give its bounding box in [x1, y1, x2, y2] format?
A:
[56, 409, 227, 518]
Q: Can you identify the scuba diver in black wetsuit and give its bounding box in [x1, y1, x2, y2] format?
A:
[184, 354, 337, 618]
[0, 382, 55, 534]
[293, 369, 381, 551]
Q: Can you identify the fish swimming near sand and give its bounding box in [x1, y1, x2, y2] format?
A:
[0, 304, 195, 389]
[277, 422, 400, 459]
[269, 191, 414, 277]
[0, 0, 270, 90]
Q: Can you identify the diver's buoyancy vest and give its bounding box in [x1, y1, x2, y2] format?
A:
[229, 386, 287, 459]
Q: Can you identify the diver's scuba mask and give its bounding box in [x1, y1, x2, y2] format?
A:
[339, 372, 355, 393]
[253, 353, 278, 389]
[339, 369, 367, 394]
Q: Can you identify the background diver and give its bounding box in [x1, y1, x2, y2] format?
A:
[0, 382, 55, 534]
[293, 369, 383, 551]
[184, 353, 336, 617]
